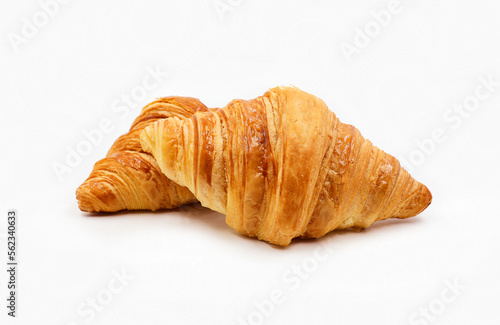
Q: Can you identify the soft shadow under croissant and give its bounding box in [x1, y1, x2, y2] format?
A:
[140, 86, 432, 246]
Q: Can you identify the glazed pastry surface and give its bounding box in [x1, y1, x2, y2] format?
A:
[76, 97, 207, 212]
[141, 86, 432, 246]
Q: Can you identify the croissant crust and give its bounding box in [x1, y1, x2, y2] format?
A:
[76, 97, 208, 212]
[140, 86, 432, 246]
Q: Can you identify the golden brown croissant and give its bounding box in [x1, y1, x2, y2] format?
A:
[140, 86, 432, 246]
[76, 97, 208, 212]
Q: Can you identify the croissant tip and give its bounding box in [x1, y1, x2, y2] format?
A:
[422, 184, 433, 210]
[75, 180, 123, 213]
[76, 184, 101, 212]
[75, 185, 93, 212]
[397, 182, 433, 220]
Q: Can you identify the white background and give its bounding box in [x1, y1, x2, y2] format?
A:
[1, 0, 499, 324]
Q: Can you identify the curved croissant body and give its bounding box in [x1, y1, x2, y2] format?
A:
[140, 86, 432, 246]
[76, 97, 208, 212]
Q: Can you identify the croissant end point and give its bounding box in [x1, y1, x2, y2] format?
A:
[76, 181, 122, 213]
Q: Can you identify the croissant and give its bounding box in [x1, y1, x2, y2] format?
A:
[140, 86, 432, 246]
[76, 97, 208, 212]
